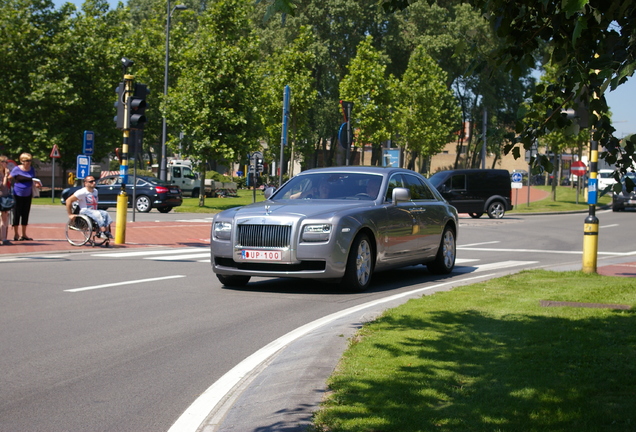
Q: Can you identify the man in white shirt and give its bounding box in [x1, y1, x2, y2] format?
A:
[66, 176, 113, 238]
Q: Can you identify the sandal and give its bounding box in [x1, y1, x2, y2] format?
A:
[14, 236, 19, 241]
[19, 236, 33, 241]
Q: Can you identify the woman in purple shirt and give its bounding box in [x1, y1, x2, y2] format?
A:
[9, 153, 41, 241]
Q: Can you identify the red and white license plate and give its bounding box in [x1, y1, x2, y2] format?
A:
[241, 250, 282, 261]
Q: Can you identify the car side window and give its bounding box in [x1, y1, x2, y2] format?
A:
[173, 167, 181, 178]
[386, 174, 404, 201]
[449, 174, 466, 191]
[403, 175, 435, 200]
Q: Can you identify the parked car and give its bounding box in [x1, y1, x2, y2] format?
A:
[61, 175, 183, 213]
[428, 169, 513, 219]
[611, 172, 636, 212]
[597, 169, 617, 192]
[211, 166, 459, 292]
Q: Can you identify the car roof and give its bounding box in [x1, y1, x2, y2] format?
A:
[296, 166, 416, 176]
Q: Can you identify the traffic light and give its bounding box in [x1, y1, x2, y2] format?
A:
[114, 82, 125, 130]
[129, 83, 149, 130]
[256, 157, 264, 173]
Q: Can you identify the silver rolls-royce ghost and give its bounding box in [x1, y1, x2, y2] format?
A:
[211, 166, 458, 292]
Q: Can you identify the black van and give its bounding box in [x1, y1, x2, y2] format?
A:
[428, 169, 513, 219]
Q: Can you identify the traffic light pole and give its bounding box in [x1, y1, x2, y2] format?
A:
[115, 74, 134, 245]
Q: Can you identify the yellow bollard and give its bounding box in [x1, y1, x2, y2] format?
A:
[582, 215, 598, 273]
[115, 191, 127, 244]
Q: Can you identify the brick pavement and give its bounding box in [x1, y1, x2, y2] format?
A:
[0, 220, 211, 255]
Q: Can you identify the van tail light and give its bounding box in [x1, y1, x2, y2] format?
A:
[155, 186, 169, 194]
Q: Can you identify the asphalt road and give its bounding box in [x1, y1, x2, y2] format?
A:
[1, 209, 634, 432]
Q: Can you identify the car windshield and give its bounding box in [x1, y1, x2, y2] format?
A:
[427, 172, 447, 187]
[274, 173, 383, 200]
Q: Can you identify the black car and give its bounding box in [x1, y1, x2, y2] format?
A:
[428, 169, 513, 219]
[61, 175, 183, 213]
[611, 172, 636, 212]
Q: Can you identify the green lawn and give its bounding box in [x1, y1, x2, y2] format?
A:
[509, 185, 612, 214]
[310, 270, 635, 432]
[35, 185, 611, 215]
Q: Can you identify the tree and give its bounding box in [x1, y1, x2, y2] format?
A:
[263, 0, 636, 178]
[259, 25, 317, 175]
[396, 45, 461, 173]
[339, 36, 395, 166]
[167, 0, 262, 205]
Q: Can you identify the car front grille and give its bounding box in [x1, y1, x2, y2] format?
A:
[237, 224, 292, 248]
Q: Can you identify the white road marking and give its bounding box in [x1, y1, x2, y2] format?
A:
[150, 253, 209, 261]
[457, 247, 636, 256]
[94, 248, 202, 258]
[459, 241, 500, 247]
[600, 224, 619, 228]
[167, 273, 496, 432]
[455, 260, 538, 273]
[64, 275, 186, 293]
[455, 258, 479, 264]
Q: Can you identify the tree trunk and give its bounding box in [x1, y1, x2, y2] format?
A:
[198, 166, 207, 207]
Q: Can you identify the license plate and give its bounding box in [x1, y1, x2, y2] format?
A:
[241, 250, 282, 261]
[170, 188, 179, 194]
[629, 200, 636, 204]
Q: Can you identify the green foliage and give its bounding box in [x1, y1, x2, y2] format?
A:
[167, 0, 263, 171]
[259, 25, 317, 171]
[311, 270, 636, 431]
[340, 36, 396, 165]
[396, 45, 461, 170]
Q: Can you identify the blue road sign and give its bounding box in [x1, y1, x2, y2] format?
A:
[83, 130, 94, 156]
[77, 155, 91, 179]
[512, 172, 523, 183]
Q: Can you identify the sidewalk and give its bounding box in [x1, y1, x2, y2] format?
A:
[0, 220, 211, 255]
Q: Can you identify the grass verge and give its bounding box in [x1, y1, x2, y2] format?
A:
[509, 186, 612, 214]
[310, 270, 635, 432]
[35, 186, 610, 215]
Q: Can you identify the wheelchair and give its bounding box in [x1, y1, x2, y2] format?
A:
[65, 204, 111, 247]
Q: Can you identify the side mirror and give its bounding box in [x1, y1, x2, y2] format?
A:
[264, 187, 276, 199]
[392, 187, 410, 203]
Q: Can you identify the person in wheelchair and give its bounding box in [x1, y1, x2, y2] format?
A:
[65, 176, 113, 239]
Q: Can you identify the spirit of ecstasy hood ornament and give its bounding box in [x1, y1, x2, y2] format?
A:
[264, 204, 271, 215]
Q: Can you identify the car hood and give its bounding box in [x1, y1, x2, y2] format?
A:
[219, 199, 375, 220]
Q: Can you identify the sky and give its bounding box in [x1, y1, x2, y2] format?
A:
[53, 0, 635, 139]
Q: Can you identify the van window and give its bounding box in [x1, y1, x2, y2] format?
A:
[172, 167, 181, 178]
[448, 174, 466, 191]
[403, 174, 435, 200]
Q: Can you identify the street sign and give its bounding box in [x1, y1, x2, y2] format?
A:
[50, 144, 61, 159]
[76, 155, 91, 179]
[511, 181, 523, 189]
[571, 161, 586, 176]
[511, 172, 523, 183]
[83, 130, 94, 156]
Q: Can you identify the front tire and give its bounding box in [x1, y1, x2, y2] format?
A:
[427, 226, 456, 274]
[340, 233, 374, 292]
[217, 274, 251, 287]
[135, 195, 152, 213]
[487, 201, 506, 219]
[469, 212, 483, 219]
[158, 207, 172, 213]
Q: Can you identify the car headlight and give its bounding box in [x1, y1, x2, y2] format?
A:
[213, 221, 232, 240]
[301, 224, 332, 242]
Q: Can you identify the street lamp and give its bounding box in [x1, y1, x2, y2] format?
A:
[160, 1, 188, 181]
